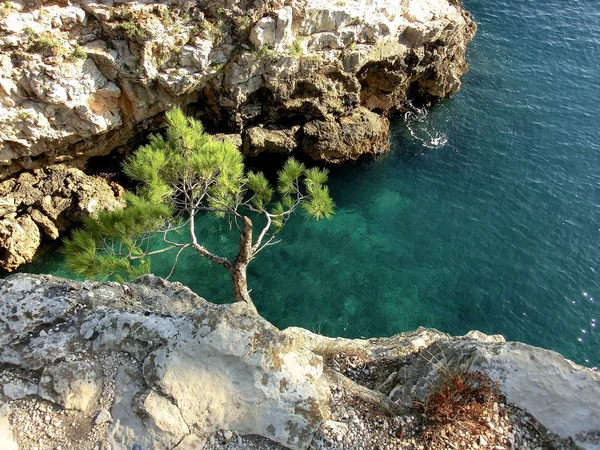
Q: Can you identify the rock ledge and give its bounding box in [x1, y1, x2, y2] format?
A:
[0, 274, 599, 450]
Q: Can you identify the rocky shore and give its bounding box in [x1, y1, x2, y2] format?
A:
[0, 0, 475, 175]
[0, 274, 599, 450]
[0, 0, 475, 271]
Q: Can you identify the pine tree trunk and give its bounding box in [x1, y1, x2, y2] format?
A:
[231, 262, 252, 304]
[230, 216, 257, 313]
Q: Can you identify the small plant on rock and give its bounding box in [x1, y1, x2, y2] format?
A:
[256, 43, 276, 60]
[416, 370, 502, 448]
[289, 37, 304, 57]
[120, 20, 147, 39]
[209, 60, 224, 70]
[68, 45, 87, 61]
[29, 33, 61, 54]
[0, 1, 13, 19]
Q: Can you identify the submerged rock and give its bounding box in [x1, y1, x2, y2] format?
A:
[0, 274, 598, 449]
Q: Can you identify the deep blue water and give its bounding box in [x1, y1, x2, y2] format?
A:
[20, 0, 600, 367]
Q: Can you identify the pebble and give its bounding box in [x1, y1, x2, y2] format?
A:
[93, 409, 112, 425]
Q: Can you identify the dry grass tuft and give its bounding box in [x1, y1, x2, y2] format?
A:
[417, 370, 502, 447]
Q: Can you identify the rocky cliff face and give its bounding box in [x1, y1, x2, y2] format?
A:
[0, 274, 598, 450]
[0, 0, 475, 272]
[0, 0, 475, 179]
[0, 165, 125, 271]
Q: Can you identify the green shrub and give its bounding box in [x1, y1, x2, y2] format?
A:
[68, 45, 87, 61]
[120, 20, 147, 39]
[303, 54, 323, 64]
[289, 37, 303, 57]
[29, 35, 60, 54]
[256, 43, 276, 60]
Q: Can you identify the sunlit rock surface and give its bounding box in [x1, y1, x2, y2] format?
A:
[0, 165, 124, 271]
[0, 274, 598, 449]
[0, 0, 476, 179]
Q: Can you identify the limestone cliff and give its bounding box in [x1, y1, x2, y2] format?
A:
[0, 0, 476, 272]
[0, 274, 598, 450]
[0, 0, 475, 179]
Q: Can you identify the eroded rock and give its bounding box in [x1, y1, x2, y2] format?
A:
[303, 107, 390, 162]
[0, 214, 40, 273]
[0, 164, 124, 271]
[0, 274, 330, 450]
[243, 126, 297, 156]
[0, 0, 476, 180]
[39, 360, 102, 411]
[0, 274, 598, 450]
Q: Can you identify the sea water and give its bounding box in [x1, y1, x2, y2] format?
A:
[19, 0, 600, 367]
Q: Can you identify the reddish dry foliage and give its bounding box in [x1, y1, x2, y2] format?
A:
[417, 370, 503, 448]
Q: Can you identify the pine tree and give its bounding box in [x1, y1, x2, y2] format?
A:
[63, 107, 334, 310]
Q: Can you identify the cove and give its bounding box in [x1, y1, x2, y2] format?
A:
[21, 0, 600, 368]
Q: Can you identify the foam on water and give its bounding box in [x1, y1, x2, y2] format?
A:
[403, 103, 449, 150]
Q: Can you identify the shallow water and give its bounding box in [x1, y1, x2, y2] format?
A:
[20, 0, 600, 367]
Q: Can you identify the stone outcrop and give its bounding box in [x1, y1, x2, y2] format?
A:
[0, 0, 476, 180]
[1, 274, 599, 450]
[0, 0, 476, 271]
[0, 165, 124, 271]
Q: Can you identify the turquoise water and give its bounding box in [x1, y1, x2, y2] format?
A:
[19, 0, 600, 367]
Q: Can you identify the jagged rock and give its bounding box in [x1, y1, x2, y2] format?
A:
[39, 360, 102, 411]
[137, 390, 190, 448]
[243, 126, 297, 156]
[0, 214, 40, 272]
[2, 379, 38, 400]
[0, 274, 598, 450]
[29, 208, 59, 240]
[302, 107, 390, 162]
[213, 132, 243, 149]
[0, 198, 16, 217]
[93, 408, 112, 425]
[0, 0, 476, 180]
[0, 164, 124, 271]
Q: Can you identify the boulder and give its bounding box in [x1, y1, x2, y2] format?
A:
[302, 107, 390, 162]
[0, 274, 598, 450]
[39, 361, 102, 411]
[243, 126, 297, 156]
[0, 165, 124, 271]
[0, 214, 41, 272]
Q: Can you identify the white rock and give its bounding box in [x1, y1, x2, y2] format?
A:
[476, 343, 600, 450]
[3, 379, 38, 399]
[0, 415, 18, 450]
[94, 409, 112, 425]
[179, 39, 213, 69]
[38, 360, 101, 411]
[249, 17, 276, 48]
